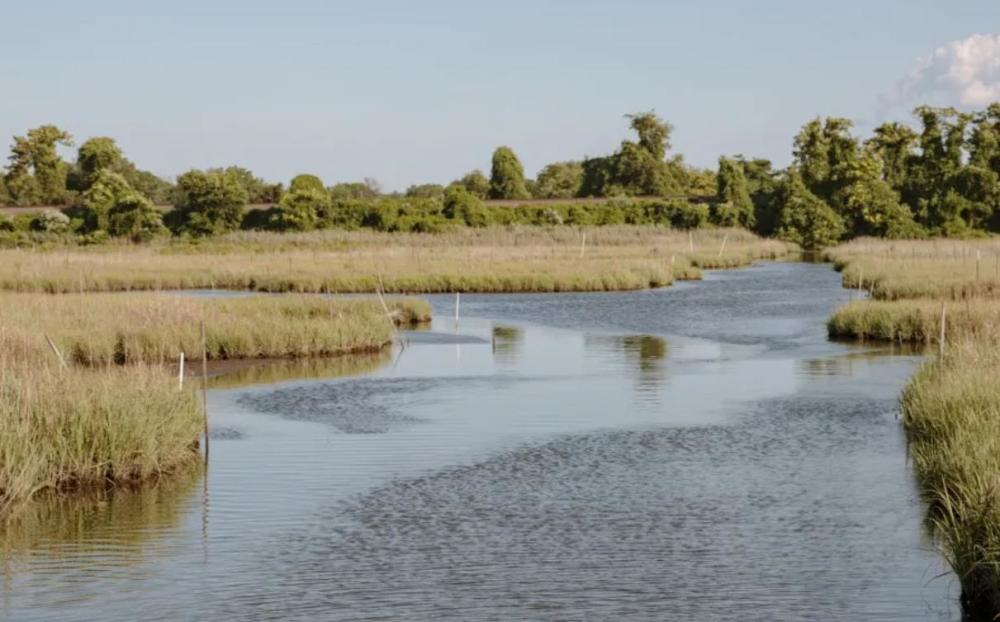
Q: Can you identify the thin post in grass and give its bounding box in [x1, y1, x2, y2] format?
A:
[374, 275, 403, 348]
[939, 302, 947, 360]
[579, 231, 587, 258]
[44, 335, 68, 371]
[976, 250, 982, 281]
[858, 266, 864, 297]
[200, 321, 210, 461]
[178, 352, 185, 391]
[688, 231, 694, 254]
[717, 233, 729, 260]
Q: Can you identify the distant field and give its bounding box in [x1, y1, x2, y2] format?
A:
[0, 226, 793, 294]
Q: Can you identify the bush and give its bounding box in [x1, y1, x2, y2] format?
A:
[31, 210, 71, 233]
[107, 197, 168, 242]
[268, 189, 328, 231]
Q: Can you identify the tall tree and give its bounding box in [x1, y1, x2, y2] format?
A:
[76, 137, 124, 190]
[489, 146, 530, 199]
[776, 169, 845, 250]
[866, 122, 917, 191]
[714, 157, 754, 227]
[3, 125, 73, 205]
[626, 111, 671, 161]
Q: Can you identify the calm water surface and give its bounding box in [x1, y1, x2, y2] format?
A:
[0, 262, 959, 620]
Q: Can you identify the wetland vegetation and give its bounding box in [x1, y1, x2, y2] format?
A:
[825, 237, 1000, 616]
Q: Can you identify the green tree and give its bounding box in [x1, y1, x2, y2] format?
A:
[454, 169, 490, 198]
[443, 185, 488, 226]
[626, 111, 671, 161]
[171, 169, 249, 236]
[533, 161, 583, 199]
[792, 117, 858, 206]
[107, 194, 167, 242]
[80, 169, 135, 231]
[405, 183, 445, 199]
[330, 182, 378, 200]
[834, 151, 922, 237]
[776, 169, 845, 250]
[489, 146, 530, 199]
[289, 173, 326, 194]
[76, 137, 124, 190]
[866, 122, 917, 191]
[268, 188, 327, 231]
[27, 125, 73, 204]
[714, 157, 754, 227]
[4, 125, 73, 205]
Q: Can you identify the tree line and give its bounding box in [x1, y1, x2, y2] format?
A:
[2, 106, 999, 247]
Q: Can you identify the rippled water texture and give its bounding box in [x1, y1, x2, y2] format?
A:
[0, 263, 959, 620]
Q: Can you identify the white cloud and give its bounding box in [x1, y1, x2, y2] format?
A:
[885, 33, 1000, 109]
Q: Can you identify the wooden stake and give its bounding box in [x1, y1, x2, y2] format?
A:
[976, 250, 981, 281]
[579, 231, 586, 258]
[178, 352, 185, 391]
[717, 233, 729, 260]
[44, 335, 67, 370]
[939, 303, 947, 360]
[688, 230, 694, 254]
[200, 321, 210, 460]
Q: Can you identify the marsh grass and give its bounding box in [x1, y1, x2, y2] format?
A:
[828, 237, 1000, 617]
[0, 292, 428, 516]
[0, 362, 203, 515]
[3, 293, 431, 366]
[0, 227, 794, 294]
[828, 299, 1000, 343]
[900, 329, 1000, 617]
[826, 238, 1000, 301]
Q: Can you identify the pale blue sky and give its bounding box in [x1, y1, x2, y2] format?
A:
[1, 1, 997, 190]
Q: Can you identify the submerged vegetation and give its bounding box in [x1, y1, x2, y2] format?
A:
[826, 237, 1000, 617]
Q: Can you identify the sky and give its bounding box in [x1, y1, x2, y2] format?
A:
[1, 0, 998, 191]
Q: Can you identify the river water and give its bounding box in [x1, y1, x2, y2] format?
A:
[0, 262, 958, 620]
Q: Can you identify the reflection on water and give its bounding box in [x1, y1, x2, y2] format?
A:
[585, 334, 668, 396]
[490, 325, 523, 368]
[0, 263, 959, 621]
[1, 467, 203, 574]
[205, 351, 392, 390]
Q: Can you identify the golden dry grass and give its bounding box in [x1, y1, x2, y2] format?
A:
[0, 227, 795, 293]
[2, 293, 430, 366]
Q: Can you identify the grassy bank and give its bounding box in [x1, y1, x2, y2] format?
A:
[826, 237, 1000, 617]
[0, 227, 794, 293]
[900, 330, 1000, 617]
[0, 362, 202, 515]
[828, 300, 1000, 343]
[4, 293, 430, 366]
[0, 292, 429, 515]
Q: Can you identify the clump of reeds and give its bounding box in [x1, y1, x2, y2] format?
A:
[2, 293, 431, 366]
[900, 327, 1000, 617]
[0, 361, 202, 515]
[827, 300, 1000, 343]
